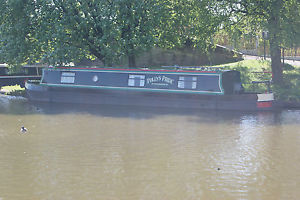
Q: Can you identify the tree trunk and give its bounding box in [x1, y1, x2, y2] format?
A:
[268, 0, 284, 85]
[269, 36, 283, 85]
[89, 48, 106, 66]
[128, 54, 136, 68]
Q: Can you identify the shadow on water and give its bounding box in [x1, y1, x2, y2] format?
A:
[34, 102, 251, 120]
[1, 95, 300, 125]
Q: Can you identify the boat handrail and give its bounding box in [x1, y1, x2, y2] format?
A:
[251, 80, 271, 84]
[161, 65, 224, 71]
[251, 71, 272, 74]
[251, 80, 272, 92]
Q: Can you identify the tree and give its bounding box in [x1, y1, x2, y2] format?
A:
[222, 0, 300, 85]
[113, 0, 161, 68]
[280, 0, 300, 57]
[42, 0, 121, 65]
[0, 0, 43, 65]
[157, 0, 222, 50]
[0, 0, 162, 67]
[0, 0, 223, 68]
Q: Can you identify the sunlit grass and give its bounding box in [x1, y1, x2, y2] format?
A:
[0, 85, 25, 96]
[224, 59, 271, 69]
[1, 85, 24, 92]
[204, 58, 271, 70]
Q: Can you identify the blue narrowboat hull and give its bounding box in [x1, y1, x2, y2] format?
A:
[25, 67, 276, 111]
[25, 82, 273, 111]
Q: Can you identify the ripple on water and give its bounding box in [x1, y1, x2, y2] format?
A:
[1, 98, 300, 199]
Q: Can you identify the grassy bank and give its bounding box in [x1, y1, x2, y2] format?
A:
[223, 59, 272, 93]
[221, 59, 300, 102]
[0, 85, 25, 96]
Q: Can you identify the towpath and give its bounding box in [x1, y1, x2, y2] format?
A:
[243, 55, 300, 67]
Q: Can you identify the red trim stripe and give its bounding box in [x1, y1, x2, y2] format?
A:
[257, 101, 272, 108]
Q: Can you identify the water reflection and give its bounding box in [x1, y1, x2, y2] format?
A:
[1, 96, 300, 199]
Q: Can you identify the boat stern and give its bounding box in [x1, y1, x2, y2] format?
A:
[256, 93, 274, 109]
[25, 80, 49, 102]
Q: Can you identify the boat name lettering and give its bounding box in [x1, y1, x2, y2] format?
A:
[146, 76, 174, 85]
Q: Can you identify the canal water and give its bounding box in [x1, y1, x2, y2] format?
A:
[1, 95, 300, 200]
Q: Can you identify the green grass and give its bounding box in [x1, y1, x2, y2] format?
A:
[198, 59, 273, 93]
[0, 85, 25, 96]
[222, 59, 273, 93]
[273, 66, 300, 102]
[225, 59, 271, 70]
[213, 59, 270, 68]
[219, 59, 300, 101]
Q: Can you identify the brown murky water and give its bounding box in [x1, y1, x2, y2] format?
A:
[1, 95, 300, 200]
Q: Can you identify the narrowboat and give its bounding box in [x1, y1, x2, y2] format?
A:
[0, 64, 42, 88]
[25, 66, 276, 111]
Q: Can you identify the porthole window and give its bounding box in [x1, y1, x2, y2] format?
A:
[93, 75, 99, 82]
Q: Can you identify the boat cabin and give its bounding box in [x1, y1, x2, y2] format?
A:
[26, 66, 276, 111]
[40, 67, 244, 95]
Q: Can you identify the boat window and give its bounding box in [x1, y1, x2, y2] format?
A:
[61, 72, 75, 84]
[178, 76, 197, 89]
[128, 75, 145, 87]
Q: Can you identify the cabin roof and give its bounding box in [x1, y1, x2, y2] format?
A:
[55, 66, 229, 74]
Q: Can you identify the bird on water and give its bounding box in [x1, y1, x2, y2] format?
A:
[20, 126, 28, 133]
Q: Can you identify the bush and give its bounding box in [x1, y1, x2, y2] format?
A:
[272, 67, 300, 102]
[221, 59, 299, 102]
[223, 59, 272, 93]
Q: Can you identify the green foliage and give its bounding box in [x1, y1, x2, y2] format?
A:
[0, 0, 161, 66]
[222, 59, 300, 102]
[224, 59, 272, 92]
[0, 0, 224, 68]
[279, 0, 300, 49]
[272, 65, 300, 102]
[0, 0, 43, 65]
[38, 0, 123, 65]
[113, 0, 161, 67]
[220, 0, 300, 84]
[157, 0, 221, 50]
